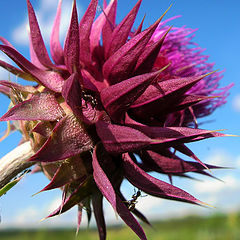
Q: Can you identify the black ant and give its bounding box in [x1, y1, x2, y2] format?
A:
[124, 189, 145, 211]
[82, 89, 97, 109]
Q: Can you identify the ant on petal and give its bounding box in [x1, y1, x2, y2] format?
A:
[82, 90, 97, 109]
[124, 189, 146, 211]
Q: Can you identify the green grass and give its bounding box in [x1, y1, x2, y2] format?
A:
[1, 212, 240, 240]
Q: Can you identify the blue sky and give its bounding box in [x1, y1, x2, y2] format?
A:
[0, 0, 240, 229]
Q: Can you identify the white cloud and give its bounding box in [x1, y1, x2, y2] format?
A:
[236, 155, 240, 168]
[136, 195, 163, 213]
[204, 149, 233, 166]
[194, 175, 238, 195]
[47, 196, 62, 213]
[232, 94, 240, 112]
[12, 206, 41, 226]
[12, 0, 75, 46]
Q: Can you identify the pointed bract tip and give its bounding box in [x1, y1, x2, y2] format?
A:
[225, 134, 239, 137]
[39, 217, 47, 222]
[197, 200, 216, 209]
[156, 62, 171, 74]
[157, 4, 173, 23]
[202, 69, 218, 78]
[31, 190, 42, 197]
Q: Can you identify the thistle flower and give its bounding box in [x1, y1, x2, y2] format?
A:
[0, 0, 231, 239]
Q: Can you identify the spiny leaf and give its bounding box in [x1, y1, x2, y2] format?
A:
[92, 144, 147, 240]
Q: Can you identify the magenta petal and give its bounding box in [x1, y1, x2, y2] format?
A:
[103, 17, 161, 84]
[123, 153, 201, 205]
[50, 0, 64, 65]
[0, 45, 64, 92]
[64, 0, 80, 74]
[92, 145, 147, 240]
[27, 0, 54, 68]
[62, 73, 82, 118]
[100, 70, 162, 123]
[0, 93, 64, 121]
[79, 0, 98, 67]
[96, 120, 153, 154]
[29, 114, 94, 162]
[0, 60, 34, 81]
[105, 0, 142, 58]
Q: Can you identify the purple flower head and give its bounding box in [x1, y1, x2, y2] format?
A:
[150, 17, 233, 127]
[0, 1, 231, 239]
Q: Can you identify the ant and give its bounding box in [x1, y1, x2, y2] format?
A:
[124, 189, 145, 211]
[81, 89, 97, 109]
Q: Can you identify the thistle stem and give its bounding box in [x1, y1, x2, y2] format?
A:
[0, 141, 35, 189]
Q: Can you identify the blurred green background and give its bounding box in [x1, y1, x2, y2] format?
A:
[1, 212, 240, 240]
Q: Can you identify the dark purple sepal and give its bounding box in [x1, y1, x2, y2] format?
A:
[64, 0, 80, 74]
[92, 144, 147, 240]
[129, 125, 226, 146]
[62, 73, 83, 119]
[123, 153, 201, 205]
[131, 94, 213, 119]
[0, 93, 64, 121]
[96, 120, 155, 154]
[105, 0, 142, 58]
[39, 161, 87, 192]
[102, 0, 117, 57]
[32, 121, 53, 138]
[29, 114, 94, 162]
[134, 28, 170, 75]
[140, 150, 221, 174]
[46, 176, 93, 218]
[131, 74, 211, 109]
[90, 0, 116, 57]
[103, 16, 162, 85]
[27, 0, 54, 68]
[79, 0, 98, 67]
[0, 45, 65, 92]
[100, 70, 162, 123]
[133, 15, 145, 37]
[174, 144, 208, 169]
[92, 192, 106, 240]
